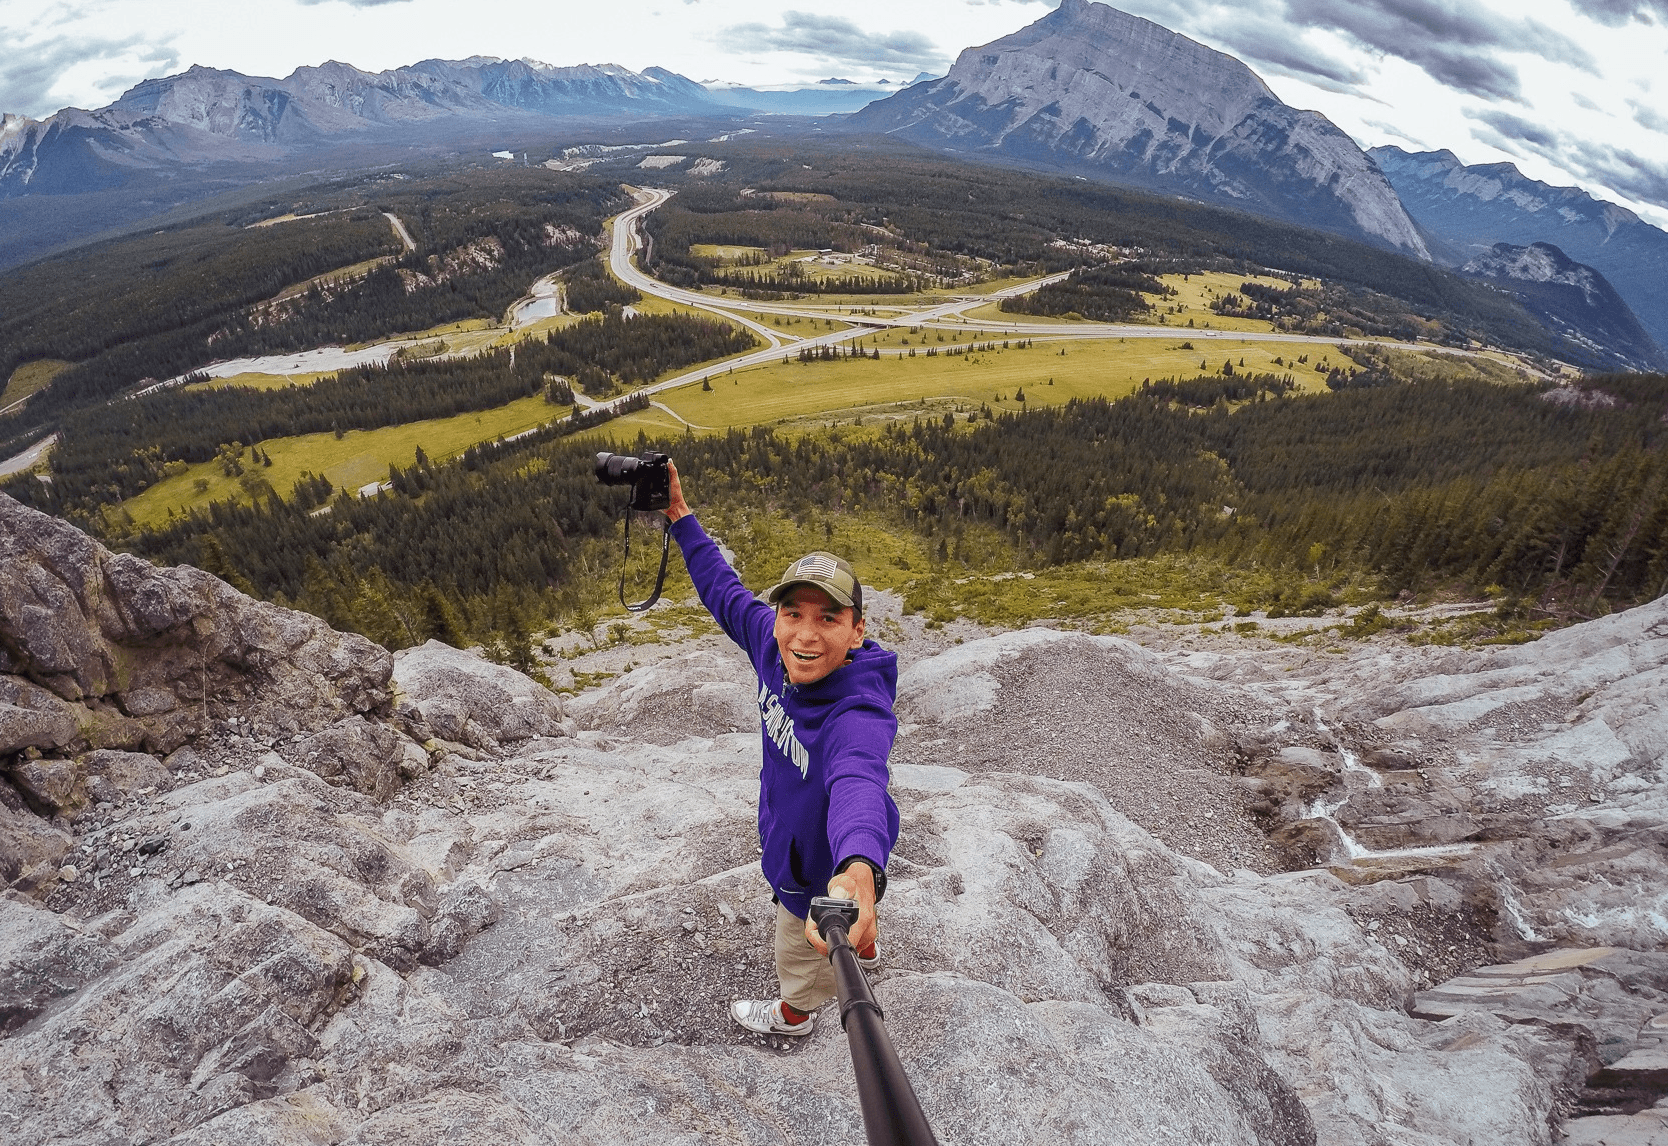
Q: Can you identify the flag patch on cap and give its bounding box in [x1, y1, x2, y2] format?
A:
[793, 555, 838, 579]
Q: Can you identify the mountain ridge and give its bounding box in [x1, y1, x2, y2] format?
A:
[0, 57, 727, 197]
[1372, 145, 1668, 353]
[4, 491, 1668, 1142]
[843, 0, 1429, 259]
[1459, 240, 1666, 371]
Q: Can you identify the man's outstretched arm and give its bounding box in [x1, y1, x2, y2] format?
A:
[661, 462, 773, 657]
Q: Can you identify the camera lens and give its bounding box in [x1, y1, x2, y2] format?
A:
[595, 452, 642, 485]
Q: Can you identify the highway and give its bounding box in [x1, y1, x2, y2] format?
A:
[596, 188, 1082, 415]
[593, 187, 1491, 418]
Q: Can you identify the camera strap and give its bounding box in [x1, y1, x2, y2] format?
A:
[618, 507, 671, 613]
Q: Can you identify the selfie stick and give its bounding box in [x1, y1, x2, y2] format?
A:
[808, 896, 940, 1146]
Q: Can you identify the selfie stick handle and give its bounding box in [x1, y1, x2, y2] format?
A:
[809, 897, 940, 1146]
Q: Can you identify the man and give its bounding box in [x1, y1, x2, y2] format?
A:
[662, 462, 897, 1036]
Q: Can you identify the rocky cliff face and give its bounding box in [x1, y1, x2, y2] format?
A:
[1459, 241, 1666, 371]
[1372, 145, 1668, 354]
[845, 0, 1429, 259]
[3, 492, 1666, 1143]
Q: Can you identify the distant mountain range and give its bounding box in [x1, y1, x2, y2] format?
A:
[1371, 146, 1668, 357]
[0, 60, 936, 201]
[702, 76, 936, 116]
[0, 58, 725, 198]
[843, 0, 1428, 258]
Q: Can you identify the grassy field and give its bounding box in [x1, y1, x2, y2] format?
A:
[959, 270, 1297, 333]
[959, 302, 1085, 325]
[656, 335, 1333, 428]
[269, 255, 394, 303]
[122, 393, 573, 526]
[343, 317, 498, 353]
[690, 244, 767, 261]
[577, 406, 692, 442]
[1160, 271, 1298, 332]
[631, 294, 824, 342]
[692, 244, 907, 288]
[2, 360, 69, 407]
[924, 275, 1046, 297]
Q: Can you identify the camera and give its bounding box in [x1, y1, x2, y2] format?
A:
[594, 451, 671, 512]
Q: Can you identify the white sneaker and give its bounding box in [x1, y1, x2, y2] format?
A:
[857, 941, 881, 971]
[730, 998, 816, 1036]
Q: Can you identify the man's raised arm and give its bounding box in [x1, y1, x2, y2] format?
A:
[661, 462, 772, 656]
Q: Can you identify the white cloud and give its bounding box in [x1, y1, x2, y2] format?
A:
[717, 11, 944, 74]
[1, 5, 182, 117]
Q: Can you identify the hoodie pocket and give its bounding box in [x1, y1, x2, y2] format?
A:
[784, 838, 811, 893]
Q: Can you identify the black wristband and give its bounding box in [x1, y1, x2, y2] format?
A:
[834, 855, 887, 902]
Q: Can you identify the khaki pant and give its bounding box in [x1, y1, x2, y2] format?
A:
[775, 902, 837, 1012]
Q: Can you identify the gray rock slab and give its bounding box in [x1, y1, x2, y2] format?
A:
[394, 640, 565, 746]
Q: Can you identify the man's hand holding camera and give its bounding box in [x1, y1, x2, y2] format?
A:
[662, 460, 690, 523]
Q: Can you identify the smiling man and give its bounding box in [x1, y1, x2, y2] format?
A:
[662, 462, 898, 1036]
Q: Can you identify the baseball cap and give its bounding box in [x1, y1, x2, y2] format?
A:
[765, 551, 864, 616]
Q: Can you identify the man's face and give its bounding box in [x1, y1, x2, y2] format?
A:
[773, 585, 866, 685]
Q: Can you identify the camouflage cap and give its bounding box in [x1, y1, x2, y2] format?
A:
[765, 551, 863, 616]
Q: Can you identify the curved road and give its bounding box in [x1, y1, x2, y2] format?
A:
[597, 188, 1078, 414]
[0, 432, 55, 477]
[595, 187, 1500, 418]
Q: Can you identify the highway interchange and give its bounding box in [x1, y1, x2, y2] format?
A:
[594, 187, 1481, 416]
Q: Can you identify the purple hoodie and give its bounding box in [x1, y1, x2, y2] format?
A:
[670, 515, 899, 919]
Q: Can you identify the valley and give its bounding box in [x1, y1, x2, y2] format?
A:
[3, 144, 1653, 661]
[3, 179, 1545, 535]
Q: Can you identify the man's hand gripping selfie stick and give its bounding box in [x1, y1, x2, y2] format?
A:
[809, 896, 940, 1146]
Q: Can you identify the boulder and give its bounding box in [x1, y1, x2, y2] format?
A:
[0, 494, 392, 754]
[0, 801, 72, 891]
[564, 645, 757, 743]
[393, 640, 566, 746]
[0, 676, 79, 754]
[80, 749, 172, 805]
[8, 755, 88, 817]
[285, 717, 404, 801]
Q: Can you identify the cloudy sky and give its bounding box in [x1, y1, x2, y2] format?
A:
[5, 0, 1666, 227]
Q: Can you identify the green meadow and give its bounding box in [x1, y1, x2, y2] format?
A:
[122, 394, 570, 526]
[658, 335, 1332, 428]
[3, 360, 69, 407]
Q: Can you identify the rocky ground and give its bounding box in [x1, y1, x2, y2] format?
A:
[3, 492, 1666, 1145]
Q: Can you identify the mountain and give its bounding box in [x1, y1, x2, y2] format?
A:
[0, 58, 724, 198]
[1371, 146, 1668, 354]
[1459, 242, 1665, 371]
[843, 0, 1429, 258]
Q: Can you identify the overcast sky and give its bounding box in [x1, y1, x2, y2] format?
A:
[5, 0, 1666, 227]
